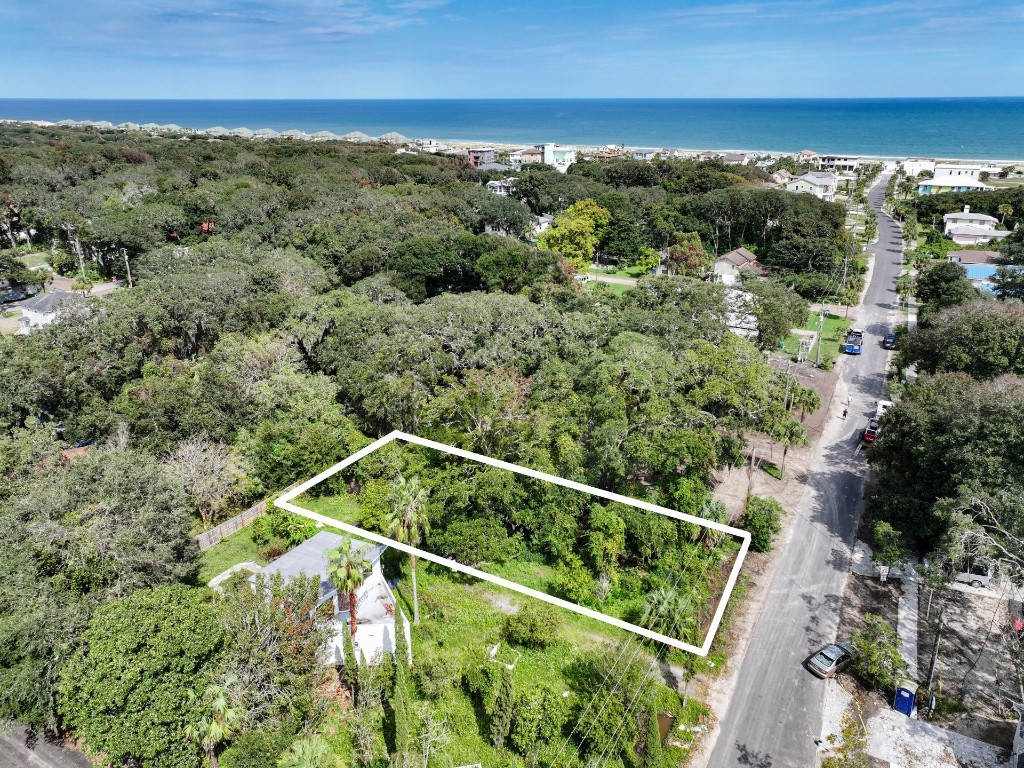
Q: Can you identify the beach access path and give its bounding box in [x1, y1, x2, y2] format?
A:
[702, 175, 904, 768]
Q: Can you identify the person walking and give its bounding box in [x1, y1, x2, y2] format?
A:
[842, 408, 848, 419]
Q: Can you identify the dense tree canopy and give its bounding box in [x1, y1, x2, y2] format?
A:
[0, 124, 834, 765]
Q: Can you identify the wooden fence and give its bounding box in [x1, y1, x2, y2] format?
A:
[193, 481, 307, 551]
[195, 501, 267, 551]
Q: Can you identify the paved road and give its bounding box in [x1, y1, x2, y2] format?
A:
[707, 177, 904, 768]
[0, 726, 91, 768]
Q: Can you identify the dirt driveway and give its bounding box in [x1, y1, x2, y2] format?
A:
[918, 585, 1022, 747]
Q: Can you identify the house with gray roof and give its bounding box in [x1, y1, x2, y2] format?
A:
[943, 205, 1011, 245]
[16, 290, 83, 335]
[255, 531, 410, 665]
[713, 247, 764, 285]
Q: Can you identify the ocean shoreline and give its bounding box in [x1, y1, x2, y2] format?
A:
[3, 117, 1023, 166]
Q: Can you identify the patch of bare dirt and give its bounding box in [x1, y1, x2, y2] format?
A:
[837, 572, 903, 641]
[917, 587, 1019, 748]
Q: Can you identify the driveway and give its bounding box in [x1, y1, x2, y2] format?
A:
[0, 726, 91, 768]
[704, 176, 905, 768]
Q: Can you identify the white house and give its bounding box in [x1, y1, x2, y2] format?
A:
[485, 178, 517, 196]
[15, 290, 83, 335]
[713, 247, 764, 286]
[819, 155, 860, 173]
[632, 148, 661, 162]
[934, 163, 982, 180]
[255, 531, 411, 666]
[722, 151, 758, 165]
[918, 164, 995, 195]
[786, 172, 838, 202]
[901, 158, 935, 177]
[942, 205, 1011, 245]
[541, 143, 577, 172]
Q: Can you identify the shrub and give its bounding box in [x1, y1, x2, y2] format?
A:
[849, 613, 908, 694]
[502, 602, 562, 649]
[219, 729, 293, 768]
[740, 495, 784, 552]
[251, 507, 315, 548]
[414, 652, 461, 699]
[464, 658, 503, 716]
[549, 553, 595, 606]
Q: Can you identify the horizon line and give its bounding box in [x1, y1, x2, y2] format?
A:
[3, 95, 1024, 102]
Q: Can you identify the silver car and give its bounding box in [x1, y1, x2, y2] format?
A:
[806, 643, 855, 678]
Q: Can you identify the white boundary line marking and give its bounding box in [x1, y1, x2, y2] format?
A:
[276, 430, 750, 656]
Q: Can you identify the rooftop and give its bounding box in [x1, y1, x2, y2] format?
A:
[947, 225, 1011, 238]
[259, 531, 386, 601]
[944, 211, 998, 223]
[19, 290, 83, 314]
[948, 250, 1001, 265]
[718, 247, 758, 267]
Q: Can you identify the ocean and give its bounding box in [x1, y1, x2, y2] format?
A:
[1, 98, 1023, 160]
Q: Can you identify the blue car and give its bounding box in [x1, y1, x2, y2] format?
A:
[842, 328, 864, 355]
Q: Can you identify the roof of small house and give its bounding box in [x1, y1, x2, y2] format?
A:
[920, 176, 989, 188]
[947, 225, 1010, 238]
[478, 162, 512, 171]
[944, 211, 998, 223]
[789, 173, 835, 188]
[948, 250, 1000, 265]
[718, 247, 758, 267]
[258, 531, 386, 601]
[19, 290, 83, 315]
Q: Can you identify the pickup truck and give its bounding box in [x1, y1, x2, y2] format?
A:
[862, 400, 893, 444]
[843, 328, 864, 355]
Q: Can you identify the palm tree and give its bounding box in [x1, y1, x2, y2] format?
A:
[774, 420, 808, 478]
[185, 674, 245, 768]
[998, 203, 1014, 226]
[386, 474, 431, 625]
[327, 537, 370, 638]
[640, 586, 678, 635]
[791, 386, 822, 423]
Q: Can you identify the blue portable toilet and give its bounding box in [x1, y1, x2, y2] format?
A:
[893, 680, 918, 717]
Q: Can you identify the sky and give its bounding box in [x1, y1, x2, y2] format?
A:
[2, 0, 1023, 99]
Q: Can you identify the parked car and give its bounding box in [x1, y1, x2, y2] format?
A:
[806, 643, 855, 678]
[0, 283, 40, 305]
[883, 332, 897, 349]
[954, 562, 993, 588]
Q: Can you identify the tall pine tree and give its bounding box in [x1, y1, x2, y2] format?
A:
[391, 615, 411, 768]
[490, 668, 514, 748]
[343, 623, 359, 695]
[644, 701, 663, 768]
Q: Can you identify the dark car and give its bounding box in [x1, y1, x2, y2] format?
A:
[806, 642, 855, 678]
[1, 288, 30, 304]
[0, 283, 40, 305]
[883, 332, 897, 349]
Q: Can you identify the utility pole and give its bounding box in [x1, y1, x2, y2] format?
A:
[841, 245, 850, 319]
[814, 308, 825, 367]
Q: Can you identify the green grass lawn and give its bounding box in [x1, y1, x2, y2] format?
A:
[588, 263, 647, 279]
[18, 253, 50, 269]
[197, 527, 270, 584]
[586, 279, 631, 295]
[781, 311, 850, 366]
[345, 561, 704, 767]
[295, 492, 362, 524]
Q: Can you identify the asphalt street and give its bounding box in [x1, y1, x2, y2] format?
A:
[706, 176, 904, 768]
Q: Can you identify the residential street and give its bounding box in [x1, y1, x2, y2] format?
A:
[706, 176, 904, 768]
